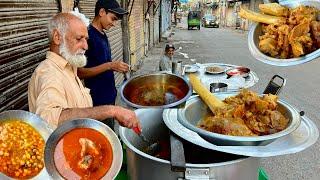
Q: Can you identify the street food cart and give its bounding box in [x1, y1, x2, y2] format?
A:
[1, 0, 320, 180]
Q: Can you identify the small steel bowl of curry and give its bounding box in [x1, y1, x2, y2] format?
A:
[120, 73, 193, 108]
[0, 110, 53, 180]
[44, 119, 122, 180]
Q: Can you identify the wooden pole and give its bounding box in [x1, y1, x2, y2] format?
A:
[121, 0, 131, 66]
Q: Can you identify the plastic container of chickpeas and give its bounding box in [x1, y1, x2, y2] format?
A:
[0, 110, 53, 180]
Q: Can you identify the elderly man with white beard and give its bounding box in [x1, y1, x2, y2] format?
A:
[28, 13, 141, 131]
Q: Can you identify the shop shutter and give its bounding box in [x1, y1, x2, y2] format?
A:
[0, 0, 59, 112]
[128, 0, 145, 67]
[153, 0, 160, 44]
[78, 0, 125, 85]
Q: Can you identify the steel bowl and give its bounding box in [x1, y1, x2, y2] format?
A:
[248, 0, 320, 66]
[0, 110, 53, 180]
[120, 73, 192, 108]
[225, 66, 250, 78]
[44, 119, 122, 180]
[177, 93, 301, 146]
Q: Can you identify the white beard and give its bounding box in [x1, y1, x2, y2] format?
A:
[59, 41, 87, 68]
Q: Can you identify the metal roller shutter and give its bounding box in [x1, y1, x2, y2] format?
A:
[0, 0, 59, 112]
[78, 0, 125, 85]
[128, 0, 145, 67]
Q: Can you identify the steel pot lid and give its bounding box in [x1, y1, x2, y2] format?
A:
[44, 119, 122, 180]
[0, 110, 53, 180]
[120, 73, 192, 108]
[163, 104, 319, 157]
[248, 0, 320, 66]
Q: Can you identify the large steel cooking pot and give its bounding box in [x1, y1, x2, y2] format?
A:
[119, 109, 260, 180]
[120, 73, 192, 108]
[248, 0, 320, 66]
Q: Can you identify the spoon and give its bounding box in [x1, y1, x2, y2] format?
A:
[133, 127, 150, 143]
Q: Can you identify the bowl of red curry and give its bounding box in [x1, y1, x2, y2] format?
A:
[44, 119, 122, 180]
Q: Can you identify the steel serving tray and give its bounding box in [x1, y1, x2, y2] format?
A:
[248, 0, 320, 66]
[0, 110, 53, 180]
[44, 118, 122, 180]
[163, 108, 319, 157]
[185, 63, 259, 92]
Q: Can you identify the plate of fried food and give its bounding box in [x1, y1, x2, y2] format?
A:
[205, 66, 225, 74]
[178, 74, 301, 146]
[240, 0, 320, 66]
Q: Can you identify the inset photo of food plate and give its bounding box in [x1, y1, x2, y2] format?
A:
[205, 66, 225, 74]
[246, 0, 320, 66]
[184, 64, 199, 73]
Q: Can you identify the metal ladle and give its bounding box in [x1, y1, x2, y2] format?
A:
[133, 127, 161, 155]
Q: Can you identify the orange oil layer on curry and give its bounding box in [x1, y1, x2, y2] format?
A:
[54, 128, 113, 180]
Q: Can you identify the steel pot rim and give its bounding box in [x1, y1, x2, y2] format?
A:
[119, 124, 251, 167]
[118, 109, 251, 167]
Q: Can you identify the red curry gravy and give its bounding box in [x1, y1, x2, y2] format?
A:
[54, 128, 113, 180]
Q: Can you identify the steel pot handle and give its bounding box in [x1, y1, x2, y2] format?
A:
[177, 168, 211, 180]
[170, 131, 186, 172]
[263, 75, 286, 95]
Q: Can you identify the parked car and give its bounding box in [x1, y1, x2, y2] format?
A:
[187, 11, 201, 30]
[201, 14, 219, 28]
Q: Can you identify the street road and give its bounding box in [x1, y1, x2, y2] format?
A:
[172, 18, 320, 180]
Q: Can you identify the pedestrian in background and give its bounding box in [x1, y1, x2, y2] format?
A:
[159, 44, 175, 71]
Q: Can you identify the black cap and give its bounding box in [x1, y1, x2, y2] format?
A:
[165, 44, 175, 50]
[95, 0, 128, 17]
